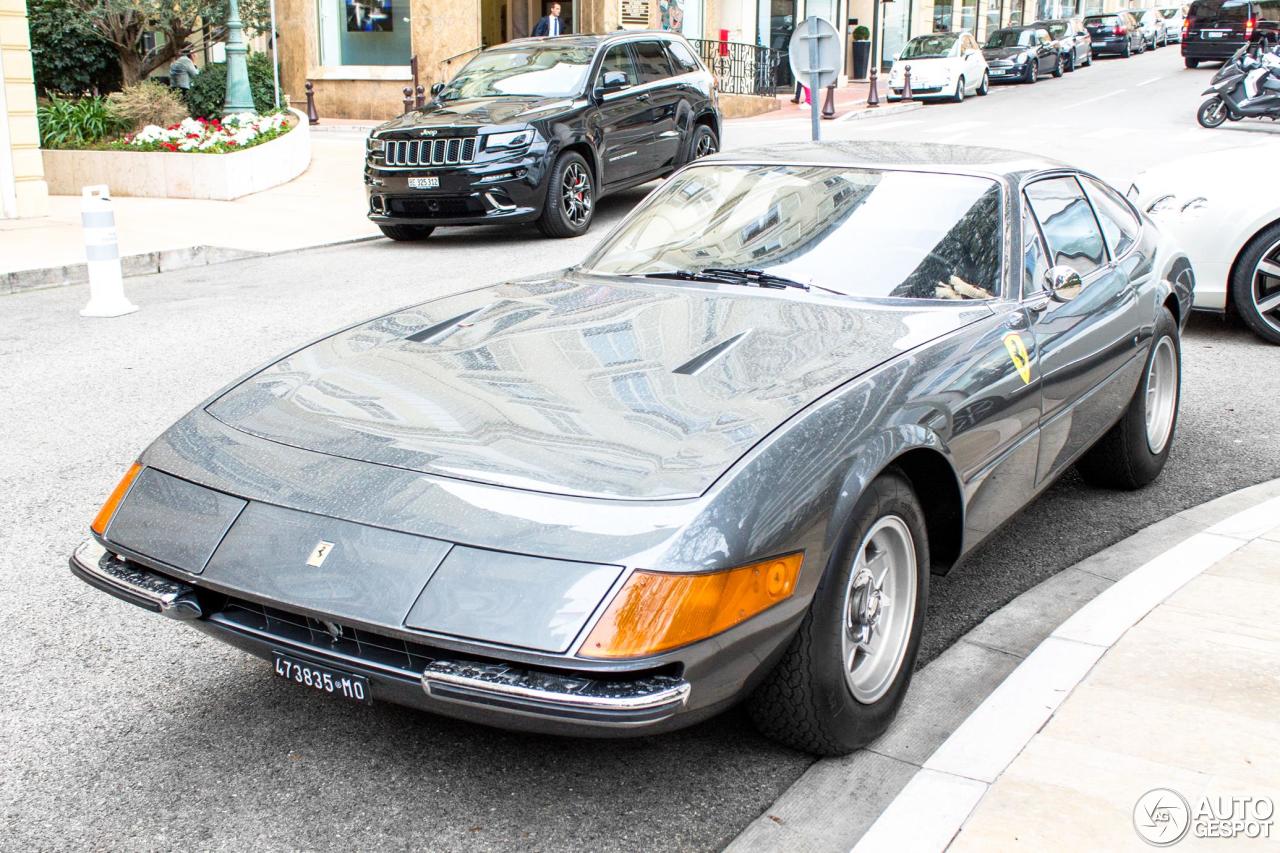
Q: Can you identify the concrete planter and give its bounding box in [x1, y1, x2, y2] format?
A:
[41, 109, 311, 201]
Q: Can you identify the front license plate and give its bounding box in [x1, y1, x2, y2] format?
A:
[408, 176, 439, 189]
[273, 652, 371, 704]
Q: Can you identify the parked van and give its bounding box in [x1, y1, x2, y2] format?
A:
[1182, 0, 1280, 67]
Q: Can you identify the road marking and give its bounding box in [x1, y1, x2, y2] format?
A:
[1137, 75, 1165, 86]
[1065, 89, 1125, 108]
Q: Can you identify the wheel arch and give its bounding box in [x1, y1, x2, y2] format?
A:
[829, 435, 966, 577]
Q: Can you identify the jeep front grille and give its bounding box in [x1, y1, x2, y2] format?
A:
[383, 137, 478, 167]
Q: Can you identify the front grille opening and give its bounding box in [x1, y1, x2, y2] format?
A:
[386, 196, 483, 219]
[384, 137, 478, 167]
[214, 596, 683, 684]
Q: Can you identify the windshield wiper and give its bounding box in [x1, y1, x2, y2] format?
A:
[641, 267, 810, 291]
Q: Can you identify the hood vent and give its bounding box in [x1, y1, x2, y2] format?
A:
[406, 306, 490, 344]
[672, 330, 752, 376]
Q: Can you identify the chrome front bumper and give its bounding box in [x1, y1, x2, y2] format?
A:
[70, 539, 692, 729]
[70, 539, 202, 618]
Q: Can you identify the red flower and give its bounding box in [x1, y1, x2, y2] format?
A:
[161, 142, 178, 152]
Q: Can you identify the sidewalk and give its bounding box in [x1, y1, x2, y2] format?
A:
[860, 494, 1280, 852]
[0, 131, 378, 290]
[735, 80, 922, 124]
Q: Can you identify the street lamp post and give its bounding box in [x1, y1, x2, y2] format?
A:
[223, 0, 256, 116]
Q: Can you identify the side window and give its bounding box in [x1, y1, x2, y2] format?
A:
[633, 41, 674, 83]
[1022, 204, 1051, 297]
[598, 45, 639, 88]
[1082, 176, 1139, 259]
[666, 40, 701, 73]
[1024, 176, 1108, 275]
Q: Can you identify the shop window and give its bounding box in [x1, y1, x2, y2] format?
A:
[661, 0, 703, 37]
[318, 0, 412, 66]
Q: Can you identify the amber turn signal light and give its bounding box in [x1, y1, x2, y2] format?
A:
[91, 462, 142, 536]
[581, 552, 804, 659]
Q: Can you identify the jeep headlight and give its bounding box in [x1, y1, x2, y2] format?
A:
[367, 135, 385, 153]
[484, 129, 533, 151]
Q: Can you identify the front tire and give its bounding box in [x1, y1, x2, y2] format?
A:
[1229, 221, 1280, 344]
[1197, 96, 1228, 128]
[378, 224, 434, 241]
[1076, 307, 1180, 489]
[536, 151, 594, 238]
[1065, 51, 1076, 72]
[977, 71, 990, 95]
[748, 471, 929, 756]
[1053, 54, 1065, 77]
[953, 75, 966, 102]
[1024, 60, 1038, 83]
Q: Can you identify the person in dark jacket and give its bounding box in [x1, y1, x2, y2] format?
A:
[531, 2, 565, 36]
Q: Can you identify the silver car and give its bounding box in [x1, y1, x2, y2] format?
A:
[72, 143, 1192, 755]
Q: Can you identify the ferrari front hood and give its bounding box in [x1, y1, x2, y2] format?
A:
[207, 273, 987, 500]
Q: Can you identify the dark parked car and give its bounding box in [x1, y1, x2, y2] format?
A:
[72, 142, 1192, 756]
[364, 32, 721, 241]
[1085, 11, 1146, 56]
[1182, 0, 1280, 67]
[1035, 17, 1095, 70]
[984, 26, 1063, 82]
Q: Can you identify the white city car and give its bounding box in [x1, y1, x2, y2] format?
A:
[1131, 148, 1280, 343]
[887, 32, 991, 103]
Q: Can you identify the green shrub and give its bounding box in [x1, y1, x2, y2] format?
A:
[27, 0, 121, 95]
[853, 25, 871, 40]
[185, 52, 278, 119]
[37, 94, 129, 148]
[108, 81, 189, 131]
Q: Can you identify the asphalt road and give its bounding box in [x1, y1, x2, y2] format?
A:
[4, 46, 1280, 852]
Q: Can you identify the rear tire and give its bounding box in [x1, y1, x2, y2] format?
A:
[1123, 39, 1133, 58]
[378, 224, 434, 241]
[1197, 96, 1228, 128]
[1186, 57, 1200, 68]
[748, 471, 929, 756]
[1076, 307, 1180, 490]
[536, 151, 594, 238]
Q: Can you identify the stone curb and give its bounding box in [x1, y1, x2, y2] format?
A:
[724, 476, 1280, 853]
[835, 100, 926, 122]
[0, 234, 382, 297]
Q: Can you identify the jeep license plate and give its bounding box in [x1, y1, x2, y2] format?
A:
[408, 176, 440, 190]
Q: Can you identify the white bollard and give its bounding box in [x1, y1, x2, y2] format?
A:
[79, 185, 137, 318]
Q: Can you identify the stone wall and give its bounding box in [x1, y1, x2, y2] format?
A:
[0, 0, 46, 218]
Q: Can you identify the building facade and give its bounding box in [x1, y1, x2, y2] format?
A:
[0, 0, 46, 219]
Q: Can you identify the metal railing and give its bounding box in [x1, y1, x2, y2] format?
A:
[687, 39, 787, 96]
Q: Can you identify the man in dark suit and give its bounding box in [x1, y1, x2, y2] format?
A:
[532, 2, 565, 37]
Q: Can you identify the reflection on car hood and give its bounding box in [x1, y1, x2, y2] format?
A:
[374, 96, 574, 131]
[207, 273, 989, 500]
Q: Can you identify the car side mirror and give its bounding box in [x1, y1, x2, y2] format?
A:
[597, 70, 630, 98]
[430, 82, 445, 98]
[1045, 265, 1084, 301]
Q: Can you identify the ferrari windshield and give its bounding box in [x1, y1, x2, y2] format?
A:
[582, 164, 1003, 300]
[986, 29, 1036, 47]
[440, 45, 596, 100]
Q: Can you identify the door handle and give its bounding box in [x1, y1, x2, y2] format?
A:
[637, 93, 651, 101]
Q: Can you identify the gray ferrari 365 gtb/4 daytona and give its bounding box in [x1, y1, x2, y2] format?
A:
[73, 142, 1192, 755]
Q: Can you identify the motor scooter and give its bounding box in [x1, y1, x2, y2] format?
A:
[1198, 43, 1280, 128]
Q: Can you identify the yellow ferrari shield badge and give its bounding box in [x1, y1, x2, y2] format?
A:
[1003, 332, 1032, 385]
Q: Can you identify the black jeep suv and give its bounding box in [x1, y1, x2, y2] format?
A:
[365, 32, 722, 240]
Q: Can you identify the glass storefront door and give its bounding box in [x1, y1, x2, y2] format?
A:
[762, 0, 798, 85]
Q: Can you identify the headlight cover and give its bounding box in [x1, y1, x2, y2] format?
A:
[1146, 194, 1178, 214]
[484, 129, 534, 151]
[367, 135, 385, 153]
